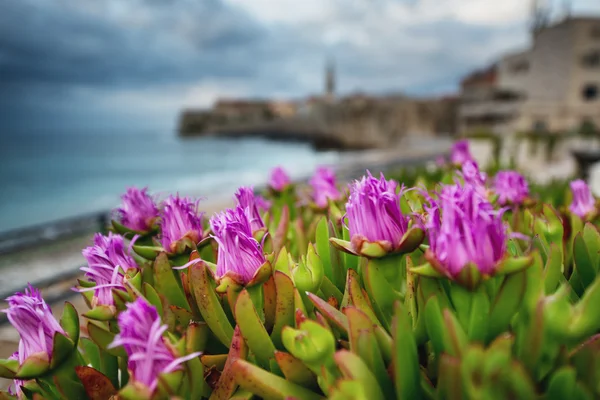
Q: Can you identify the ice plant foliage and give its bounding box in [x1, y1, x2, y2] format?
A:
[569, 179, 596, 219]
[110, 297, 198, 392]
[426, 182, 507, 278]
[309, 166, 342, 208]
[159, 195, 204, 252]
[81, 233, 137, 307]
[268, 166, 291, 191]
[494, 170, 529, 205]
[5, 140, 600, 400]
[450, 139, 473, 165]
[234, 186, 266, 231]
[4, 285, 65, 363]
[117, 187, 159, 232]
[210, 206, 267, 286]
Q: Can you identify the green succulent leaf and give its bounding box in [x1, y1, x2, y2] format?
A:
[231, 359, 325, 400]
[235, 289, 277, 370]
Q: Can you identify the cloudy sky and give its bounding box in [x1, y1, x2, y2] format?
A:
[1, 0, 599, 134]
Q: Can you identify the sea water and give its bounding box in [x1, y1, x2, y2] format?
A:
[0, 132, 340, 233]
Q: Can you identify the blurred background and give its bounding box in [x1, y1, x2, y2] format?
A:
[1, 0, 599, 233]
[0, 0, 599, 331]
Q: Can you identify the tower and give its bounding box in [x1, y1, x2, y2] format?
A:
[325, 59, 336, 101]
[530, 0, 551, 37]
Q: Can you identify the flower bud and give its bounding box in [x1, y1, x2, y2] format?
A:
[159, 195, 205, 254]
[291, 244, 324, 293]
[569, 179, 596, 220]
[116, 187, 159, 232]
[282, 320, 336, 366]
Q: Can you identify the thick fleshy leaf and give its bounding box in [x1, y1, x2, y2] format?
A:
[189, 261, 234, 347]
[307, 292, 349, 336]
[496, 256, 533, 276]
[231, 359, 324, 400]
[329, 237, 357, 256]
[345, 307, 393, 397]
[132, 245, 162, 260]
[87, 322, 127, 358]
[274, 351, 319, 392]
[0, 359, 19, 379]
[487, 271, 527, 341]
[270, 271, 295, 349]
[544, 243, 564, 294]
[235, 289, 276, 370]
[345, 269, 380, 326]
[154, 252, 191, 311]
[60, 302, 80, 342]
[143, 282, 164, 317]
[573, 232, 596, 289]
[75, 366, 118, 400]
[547, 367, 593, 400]
[437, 354, 462, 400]
[334, 350, 385, 400]
[210, 326, 249, 400]
[16, 353, 50, 379]
[315, 217, 334, 282]
[392, 302, 421, 400]
[409, 262, 445, 279]
[83, 305, 115, 321]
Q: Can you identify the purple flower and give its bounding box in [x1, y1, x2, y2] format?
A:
[234, 186, 266, 232]
[81, 233, 138, 307]
[268, 166, 291, 191]
[210, 206, 266, 286]
[494, 171, 529, 205]
[3, 285, 65, 364]
[117, 187, 159, 232]
[569, 179, 596, 219]
[347, 172, 408, 244]
[159, 195, 204, 253]
[435, 155, 447, 167]
[426, 183, 507, 279]
[309, 166, 342, 208]
[338, 171, 423, 257]
[461, 160, 487, 188]
[450, 139, 473, 166]
[110, 297, 199, 392]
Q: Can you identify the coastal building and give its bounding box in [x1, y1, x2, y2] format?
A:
[458, 16, 600, 135]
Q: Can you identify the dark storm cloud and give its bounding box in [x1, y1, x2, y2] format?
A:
[0, 0, 265, 87]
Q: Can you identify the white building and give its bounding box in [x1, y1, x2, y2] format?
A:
[459, 16, 600, 135]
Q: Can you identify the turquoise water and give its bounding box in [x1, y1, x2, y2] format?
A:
[0, 132, 339, 233]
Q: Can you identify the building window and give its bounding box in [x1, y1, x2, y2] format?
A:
[582, 84, 599, 101]
[581, 50, 600, 68]
[532, 119, 547, 132]
[510, 60, 529, 74]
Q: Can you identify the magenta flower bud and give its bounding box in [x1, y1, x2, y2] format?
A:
[494, 170, 529, 206]
[80, 233, 138, 307]
[210, 206, 268, 287]
[234, 186, 266, 232]
[334, 171, 423, 257]
[425, 183, 507, 283]
[159, 195, 204, 253]
[268, 166, 291, 191]
[3, 285, 65, 364]
[450, 139, 473, 166]
[117, 187, 159, 232]
[569, 179, 596, 219]
[309, 166, 342, 208]
[110, 297, 199, 392]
